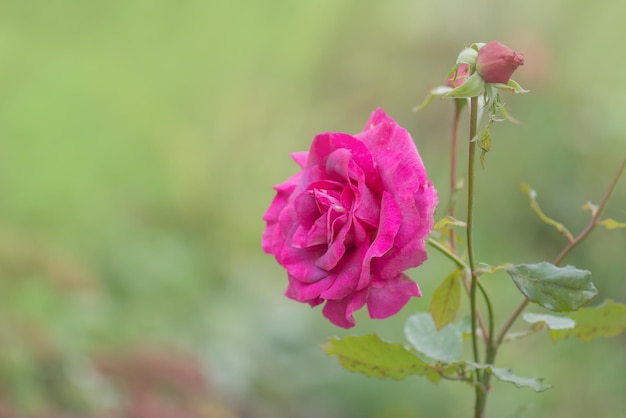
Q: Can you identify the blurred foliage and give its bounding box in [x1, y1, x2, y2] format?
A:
[0, 0, 624, 417]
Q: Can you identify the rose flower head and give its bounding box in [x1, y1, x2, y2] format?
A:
[476, 41, 525, 84]
[262, 109, 438, 328]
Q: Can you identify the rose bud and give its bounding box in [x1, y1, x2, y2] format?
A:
[476, 41, 524, 84]
[447, 64, 471, 88]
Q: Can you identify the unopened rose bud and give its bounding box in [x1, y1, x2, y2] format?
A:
[476, 41, 524, 84]
[447, 64, 470, 88]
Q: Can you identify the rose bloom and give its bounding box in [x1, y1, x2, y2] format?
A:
[262, 109, 438, 328]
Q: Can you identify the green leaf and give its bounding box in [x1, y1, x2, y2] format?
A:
[443, 72, 485, 99]
[520, 184, 574, 241]
[404, 313, 462, 363]
[550, 299, 626, 341]
[434, 216, 466, 231]
[414, 86, 454, 111]
[505, 262, 597, 312]
[468, 362, 551, 392]
[598, 218, 626, 229]
[455, 47, 478, 66]
[429, 270, 462, 330]
[321, 334, 429, 380]
[522, 313, 575, 330]
[492, 79, 529, 94]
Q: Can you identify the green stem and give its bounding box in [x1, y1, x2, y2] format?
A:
[447, 102, 463, 253]
[466, 96, 484, 418]
[427, 237, 467, 270]
[467, 97, 479, 364]
[478, 281, 495, 343]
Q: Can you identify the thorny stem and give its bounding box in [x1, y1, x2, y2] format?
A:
[495, 156, 626, 348]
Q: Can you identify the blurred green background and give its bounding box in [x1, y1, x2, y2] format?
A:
[0, 0, 625, 417]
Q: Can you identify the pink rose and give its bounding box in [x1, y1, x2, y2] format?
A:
[447, 64, 471, 88]
[262, 109, 438, 328]
[476, 41, 525, 84]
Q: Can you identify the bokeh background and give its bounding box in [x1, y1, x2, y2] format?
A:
[1, 0, 625, 417]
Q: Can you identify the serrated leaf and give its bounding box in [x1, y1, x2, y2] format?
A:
[522, 313, 575, 330]
[322, 334, 429, 380]
[467, 362, 551, 392]
[550, 300, 626, 341]
[520, 184, 573, 241]
[505, 262, 597, 312]
[404, 313, 462, 363]
[429, 270, 462, 330]
[598, 218, 626, 229]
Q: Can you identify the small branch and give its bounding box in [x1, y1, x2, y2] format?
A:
[467, 96, 480, 366]
[427, 237, 467, 269]
[477, 281, 494, 343]
[553, 156, 626, 265]
[495, 156, 626, 347]
[447, 102, 463, 253]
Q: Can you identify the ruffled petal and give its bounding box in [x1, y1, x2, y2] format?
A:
[322, 289, 367, 328]
[320, 244, 368, 300]
[286, 274, 333, 302]
[367, 274, 421, 319]
[358, 191, 401, 289]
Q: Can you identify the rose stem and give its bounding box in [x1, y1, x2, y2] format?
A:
[447, 101, 463, 253]
[466, 97, 479, 362]
[466, 95, 486, 418]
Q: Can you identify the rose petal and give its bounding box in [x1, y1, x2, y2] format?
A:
[358, 191, 401, 289]
[286, 274, 333, 302]
[292, 215, 327, 248]
[373, 183, 437, 279]
[320, 244, 368, 300]
[280, 244, 327, 283]
[290, 151, 308, 168]
[315, 213, 349, 271]
[367, 274, 421, 319]
[308, 132, 382, 195]
[322, 289, 367, 328]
